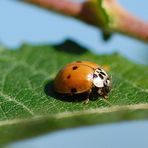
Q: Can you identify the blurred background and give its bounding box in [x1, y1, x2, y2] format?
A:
[0, 0, 148, 147]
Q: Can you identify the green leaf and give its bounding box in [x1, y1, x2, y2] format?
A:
[0, 40, 148, 144]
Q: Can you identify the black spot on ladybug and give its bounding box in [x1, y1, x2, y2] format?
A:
[76, 61, 82, 63]
[93, 74, 98, 78]
[67, 75, 71, 79]
[100, 71, 106, 76]
[99, 74, 104, 79]
[72, 66, 78, 70]
[71, 88, 77, 93]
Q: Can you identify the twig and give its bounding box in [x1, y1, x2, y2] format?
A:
[19, 0, 148, 42]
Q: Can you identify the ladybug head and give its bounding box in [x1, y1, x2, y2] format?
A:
[93, 68, 112, 98]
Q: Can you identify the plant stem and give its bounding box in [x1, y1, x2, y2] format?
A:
[113, 10, 148, 42]
[23, 0, 82, 17]
[21, 0, 148, 42]
[103, 0, 148, 42]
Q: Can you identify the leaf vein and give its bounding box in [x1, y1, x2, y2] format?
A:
[0, 91, 34, 116]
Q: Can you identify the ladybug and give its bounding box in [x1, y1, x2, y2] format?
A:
[54, 61, 111, 103]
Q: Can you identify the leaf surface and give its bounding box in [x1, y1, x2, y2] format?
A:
[0, 40, 148, 144]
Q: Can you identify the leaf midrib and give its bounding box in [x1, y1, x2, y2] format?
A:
[0, 103, 148, 127]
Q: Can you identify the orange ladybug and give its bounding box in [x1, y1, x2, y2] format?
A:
[54, 61, 111, 103]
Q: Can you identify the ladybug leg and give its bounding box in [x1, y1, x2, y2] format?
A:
[103, 95, 108, 99]
[84, 98, 89, 104]
[83, 90, 91, 104]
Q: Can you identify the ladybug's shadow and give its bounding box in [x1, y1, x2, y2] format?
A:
[44, 80, 98, 102]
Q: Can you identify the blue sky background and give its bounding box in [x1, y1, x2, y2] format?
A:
[7, 121, 148, 148]
[0, 0, 148, 147]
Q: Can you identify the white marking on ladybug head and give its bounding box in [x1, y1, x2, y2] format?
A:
[93, 75, 104, 87]
[93, 68, 110, 88]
